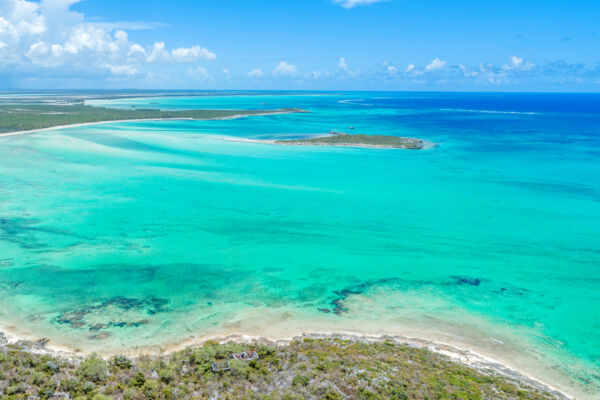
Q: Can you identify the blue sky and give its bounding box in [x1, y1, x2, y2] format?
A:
[0, 0, 599, 91]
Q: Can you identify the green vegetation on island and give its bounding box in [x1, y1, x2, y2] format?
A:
[0, 337, 561, 400]
[0, 104, 303, 134]
[276, 133, 425, 149]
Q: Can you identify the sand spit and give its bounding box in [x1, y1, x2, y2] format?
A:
[0, 109, 306, 138]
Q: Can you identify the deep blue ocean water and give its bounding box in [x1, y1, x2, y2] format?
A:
[1, 92, 599, 398]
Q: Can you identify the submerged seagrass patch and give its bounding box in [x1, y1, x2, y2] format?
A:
[54, 296, 168, 339]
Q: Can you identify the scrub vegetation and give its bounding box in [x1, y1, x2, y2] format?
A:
[276, 134, 424, 149]
[0, 104, 302, 134]
[0, 337, 560, 399]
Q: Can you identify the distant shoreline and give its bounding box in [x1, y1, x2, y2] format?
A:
[0, 109, 304, 138]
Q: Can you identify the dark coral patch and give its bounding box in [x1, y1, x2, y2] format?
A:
[326, 277, 402, 316]
[54, 296, 169, 332]
[451, 276, 482, 286]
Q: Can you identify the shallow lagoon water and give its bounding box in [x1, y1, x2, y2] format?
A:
[1, 92, 600, 398]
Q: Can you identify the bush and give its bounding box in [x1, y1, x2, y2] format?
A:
[32, 371, 47, 385]
[159, 368, 174, 383]
[324, 389, 343, 400]
[111, 355, 132, 369]
[43, 360, 60, 374]
[6, 383, 26, 395]
[123, 387, 144, 400]
[229, 359, 250, 377]
[84, 381, 96, 393]
[141, 379, 160, 399]
[60, 378, 83, 393]
[132, 371, 146, 387]
[78, 355, 108, 383]
[189, 347, 216, 365]
[292, 374, 310, 387]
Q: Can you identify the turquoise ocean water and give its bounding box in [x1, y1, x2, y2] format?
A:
[1, 92, 599, 397]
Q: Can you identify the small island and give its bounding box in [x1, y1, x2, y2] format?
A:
[275, 133, 425, 149]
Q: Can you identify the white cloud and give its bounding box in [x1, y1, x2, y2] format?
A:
[127, 43, 146, 59]
[334, 0, 387, 9]
[406, 64, 415, 73]
[425, 58, 447, 71]
[171, 45, 216, 62]
[248, 68, 263, 78]
[105, 64, 140, 76]
[114, 30, 127, 42]
[338, 57, 362, 78]
[347, 68, 361, 77]
[387, 65, 398, 75]
[459, 65, 478, 77]
[503, 55, 535, 71]
[187, 66, 212, 82]
[304, 70, 331, 79]
[272, 61, 298, 77]
[0, 0, 215, 77]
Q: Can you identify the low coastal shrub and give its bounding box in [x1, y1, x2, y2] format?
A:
[77, 355, 108, 383]
[0, 338, 562, 399]
[158, 368, 174, 383]
[292, 374, 310, 387]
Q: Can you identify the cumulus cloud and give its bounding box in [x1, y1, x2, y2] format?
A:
[337, 57, 361, 78]
[247, 68, 264, 78]
[425, 58, 446, 71]
[171, 45, 216, 62]
[503, 56, 535, 71]
[334, 0, 387, 9]
[187, 66, 212, 82]
[304, 70, 331, 79]
[0, 0, 215, 77]
[272, 61, 298, 77]
[105, 64, 140, 76]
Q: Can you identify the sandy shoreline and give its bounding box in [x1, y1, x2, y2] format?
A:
[0, 109, 301, 138]
[0, 324, 573, 399]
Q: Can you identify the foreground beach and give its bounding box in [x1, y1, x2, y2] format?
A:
[0, 310, 581, 399]
[0, 330, 569, 400]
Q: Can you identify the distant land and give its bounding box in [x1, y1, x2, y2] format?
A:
[229, 133, 427, 149]
[276, 133, 426, 149]
[0, 99, 426, 149]
[0, 103, 306, 135]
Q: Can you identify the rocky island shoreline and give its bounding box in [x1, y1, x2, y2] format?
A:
[227, 132, 431, 149]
